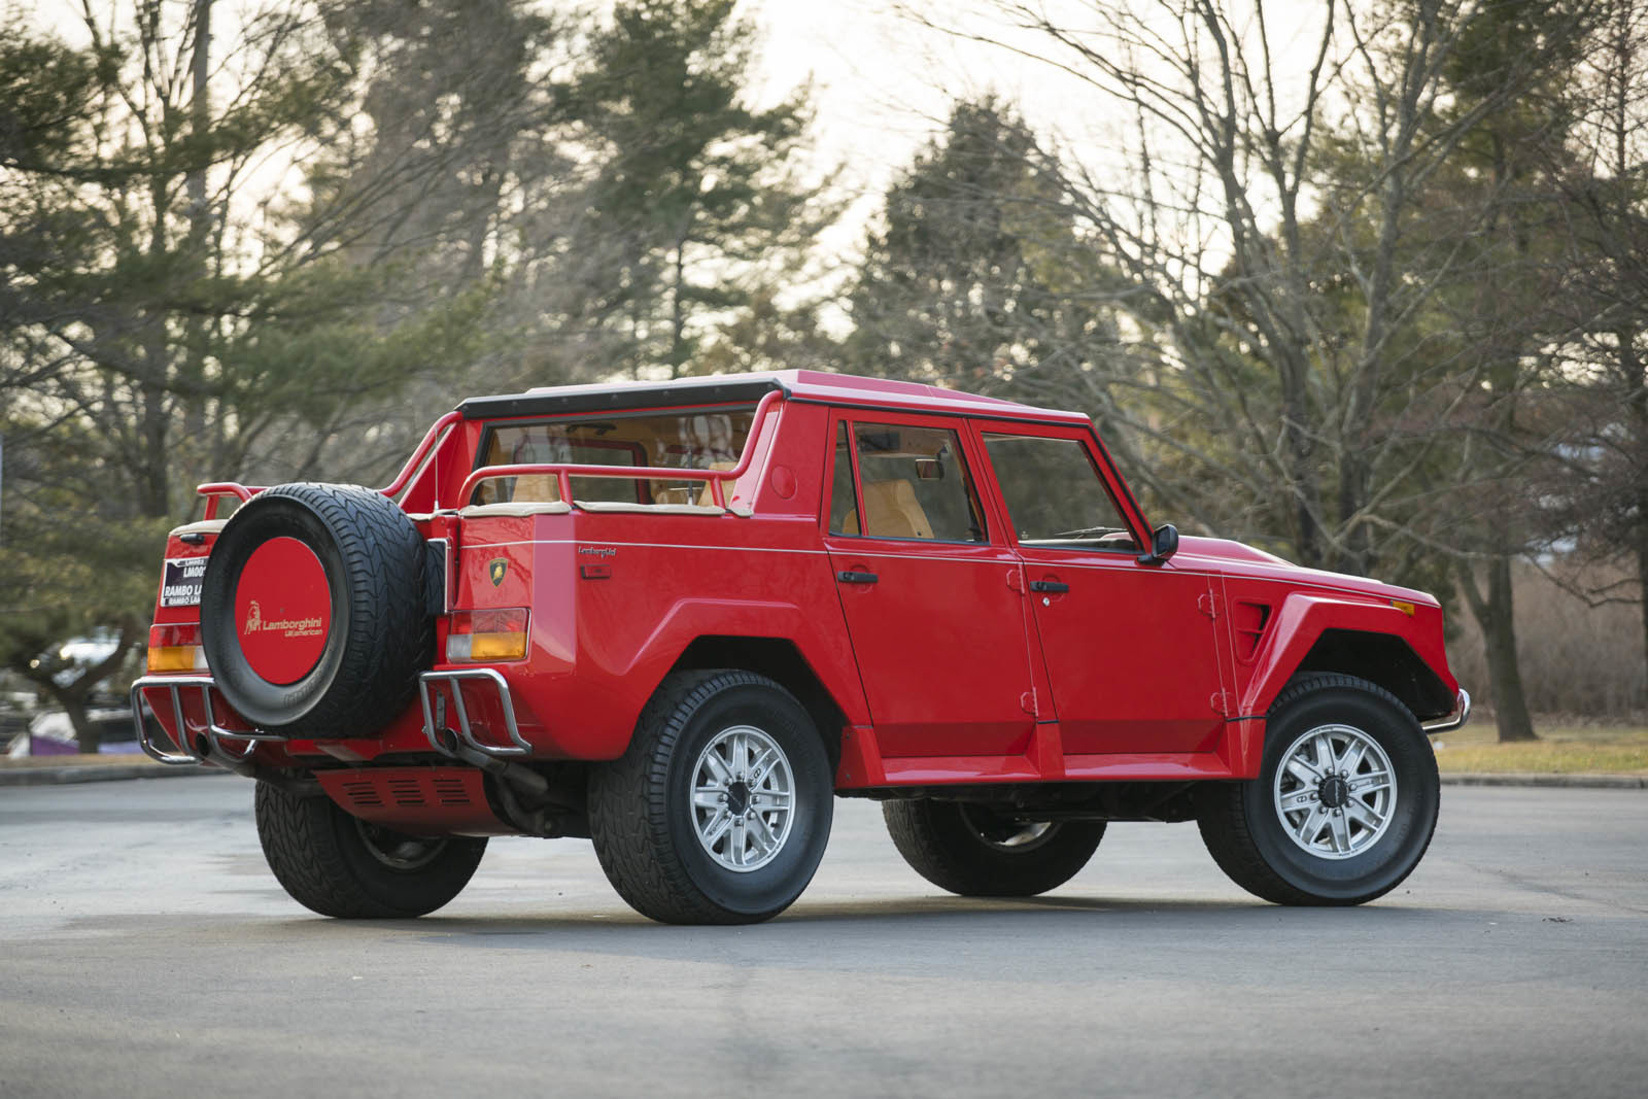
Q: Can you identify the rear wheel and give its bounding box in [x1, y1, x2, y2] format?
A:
[884, 800, 1105, 897]
[255, 783, 486, 918]
[588, 670, 834, 925]
[1196, 673, 1440, 906]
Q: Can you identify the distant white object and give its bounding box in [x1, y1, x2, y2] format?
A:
[51, 632, 122, 687]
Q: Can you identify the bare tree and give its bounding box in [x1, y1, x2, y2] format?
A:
[1533, 0, 1648, 688]
[894, 0, 1591, 739]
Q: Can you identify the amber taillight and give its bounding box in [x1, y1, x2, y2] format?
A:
[445, 608, 529, 662]
[147, 622, 206, 672]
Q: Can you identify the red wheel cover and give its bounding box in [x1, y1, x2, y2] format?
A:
[233, 537, 333, 685]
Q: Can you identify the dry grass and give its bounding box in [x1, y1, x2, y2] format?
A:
[0, 752, 164, 770]
[1431, 723, 1648, 774]
[1449, 560, 1646, 719]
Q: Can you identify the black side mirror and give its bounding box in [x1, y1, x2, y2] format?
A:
[1136, 523, 1179, 566]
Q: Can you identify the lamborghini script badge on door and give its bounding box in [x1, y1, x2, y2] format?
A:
[488, 558, 508, 587]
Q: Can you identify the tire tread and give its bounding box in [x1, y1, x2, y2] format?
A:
[588, 670, 825, 925]
[255, 783, 485, 918]
[884, 800, 1104, 897]
[1196, 672, 1436, 906]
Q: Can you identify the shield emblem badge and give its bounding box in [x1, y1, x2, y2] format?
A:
[488, 558, 508, 587]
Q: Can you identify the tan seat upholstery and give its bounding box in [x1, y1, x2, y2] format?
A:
[849, 479, 933, 539]
[508, 475, 561, 503]
[696, 461, 739, 507]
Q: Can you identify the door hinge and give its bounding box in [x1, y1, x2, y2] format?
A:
[1197, 593, 1221, 619]
[1006, 568, 1025, 593]
[1210, 691, 1232, 716]
[1020, 690, 1039, 716]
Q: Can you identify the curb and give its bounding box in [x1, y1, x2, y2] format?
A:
[1441, 772, 1646, 790]
[0, 764, 227, 788]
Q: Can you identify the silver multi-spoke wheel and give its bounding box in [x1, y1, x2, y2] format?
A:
[691, 725, 795, 872]
[1273, 723, 1397, 860]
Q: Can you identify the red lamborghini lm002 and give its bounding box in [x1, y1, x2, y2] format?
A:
[133, 371, 1469, 924]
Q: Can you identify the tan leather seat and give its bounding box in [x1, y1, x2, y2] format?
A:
[846, 479, 933, 539]
[510, 475, 561, 503]
[696, 461, 739, 507]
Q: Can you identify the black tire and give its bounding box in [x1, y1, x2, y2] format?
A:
[201, 483, 431, 738]
[588, 670, 834, 925]
[254, 783, 487, 918]
[1196, 673, 1440, 906]
[884, 800, 1105, 897]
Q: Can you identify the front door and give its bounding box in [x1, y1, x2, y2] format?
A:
[822, 413, 1038, 759]
[975, 423, 1228, 757]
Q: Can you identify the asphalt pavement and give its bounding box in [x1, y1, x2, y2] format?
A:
[1, 778, 1645, 1098]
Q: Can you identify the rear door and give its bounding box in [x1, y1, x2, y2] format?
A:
[822, 411, 1039, 759]
[974, 420, 1228, 757]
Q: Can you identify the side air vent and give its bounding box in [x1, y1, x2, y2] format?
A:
[1233, 602, 1272, 662]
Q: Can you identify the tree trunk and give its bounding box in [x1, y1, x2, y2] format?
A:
[1456, 557, 1538, 742]
[1639, 516, 1648, 698]
[1626, 323, 1648, 695]
[62, 694, 101, 754]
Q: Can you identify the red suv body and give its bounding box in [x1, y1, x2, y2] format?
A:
[134, 371, 1468, 923]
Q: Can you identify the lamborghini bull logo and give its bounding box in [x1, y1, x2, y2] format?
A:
[244, 600, 263, 634]
[489, 558, 509, 587]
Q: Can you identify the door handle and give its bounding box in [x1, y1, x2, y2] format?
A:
[1029, 580, 1069, 594]
[836, 570, 879, 585]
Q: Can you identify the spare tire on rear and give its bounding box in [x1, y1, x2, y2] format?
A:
[200, 483, 432, 738]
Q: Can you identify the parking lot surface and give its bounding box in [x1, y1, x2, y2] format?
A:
[2, 779, 1645, 1098]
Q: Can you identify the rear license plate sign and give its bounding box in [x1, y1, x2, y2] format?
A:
[161, 558, 207, 607]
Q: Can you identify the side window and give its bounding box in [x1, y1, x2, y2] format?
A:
[984, 434, 1134, 548]
[839, 421, 986, 543]
[828, 422, 859, 535]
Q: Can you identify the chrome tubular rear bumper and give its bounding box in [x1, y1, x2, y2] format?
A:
[417, 668, 531, 759]
[1421, 689, 1472, 734]
[129, 675, 281, 766]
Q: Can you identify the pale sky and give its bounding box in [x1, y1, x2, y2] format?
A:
[21, 0, 1325, 267]
[746, 0, 1122, 256]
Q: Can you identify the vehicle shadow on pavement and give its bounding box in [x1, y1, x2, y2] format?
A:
[411, 893, 1441, 934]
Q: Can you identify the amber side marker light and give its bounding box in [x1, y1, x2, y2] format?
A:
[1391, 600, 1416, 616]
[146, 624, 206, 672]
[447, 608, 530, 662]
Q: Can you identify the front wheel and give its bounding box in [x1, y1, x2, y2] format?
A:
[588, 670, 834, 925]
[255, 784, 487, 918]
[1196, 673, 1440, 906]
[884, 800, 1105, 897]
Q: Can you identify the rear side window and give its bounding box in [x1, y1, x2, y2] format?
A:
[984, 433, 1133, 547]
[475, 407, 755, 504]
[828, 423, 858, 535]
[830, 421, 985, 543]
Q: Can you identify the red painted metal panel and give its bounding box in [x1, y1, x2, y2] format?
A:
[316, 767, 519, 836]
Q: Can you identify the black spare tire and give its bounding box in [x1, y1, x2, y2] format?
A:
[200, 483, 432, 738]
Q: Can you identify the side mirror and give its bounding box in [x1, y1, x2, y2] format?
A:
[1136, 523, 1179, 566]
